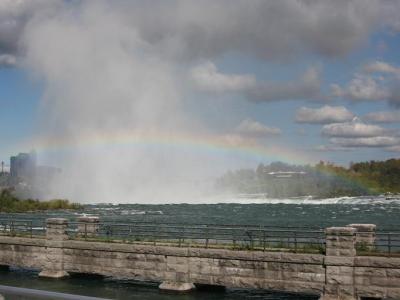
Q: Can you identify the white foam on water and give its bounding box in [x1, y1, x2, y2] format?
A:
[88, 194, 400, 205]
[177, 195, 400, 205]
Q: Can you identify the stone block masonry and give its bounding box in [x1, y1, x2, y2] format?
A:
[347, 224, 376, 251]
[77, 216, 100, 238]
[39, 218, 69, 278]
[0, 219, 399, 300]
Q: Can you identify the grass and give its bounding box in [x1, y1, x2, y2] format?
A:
[355, 241, 400, 257]
[68, 235, 326, 254]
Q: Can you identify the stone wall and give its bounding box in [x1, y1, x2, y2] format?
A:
[0, 219, 399, 300]
[62, 241, 325, 294]
[0, 236, 45, 270]
[354, 256, 400, 300]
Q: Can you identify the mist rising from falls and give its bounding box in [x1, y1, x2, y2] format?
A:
[21, 1, 217, 203]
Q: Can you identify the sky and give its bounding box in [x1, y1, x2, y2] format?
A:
[0, 0, 399, 202]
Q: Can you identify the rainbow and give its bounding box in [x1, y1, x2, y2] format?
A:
[31, 129, 313, 165]
[30, 129, 376, 195]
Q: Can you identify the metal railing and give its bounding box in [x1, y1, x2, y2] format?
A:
[69, 222, 326, 253]
[353, 229, 400, 256]
[2, 218, 400, 256]
[0, 218, 46, 238]
[375, 231, 400, 256]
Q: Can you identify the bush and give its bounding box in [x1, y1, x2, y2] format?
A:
[0, 189, 81, 212]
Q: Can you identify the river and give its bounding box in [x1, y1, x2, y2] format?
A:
[0, 196, 399, 299]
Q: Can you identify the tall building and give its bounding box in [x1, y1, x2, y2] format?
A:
[10, 151, 37, 179]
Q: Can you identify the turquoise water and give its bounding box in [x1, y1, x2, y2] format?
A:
[0, 198, 399, 299]
[2, 198, 400, 228]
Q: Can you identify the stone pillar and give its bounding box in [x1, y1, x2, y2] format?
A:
[159, 256, 195, 293]
[346, 224, 376, 251]
[77, 216, 99, 238]
[38, 218, 69, 278]
[321, 227, 358, 300]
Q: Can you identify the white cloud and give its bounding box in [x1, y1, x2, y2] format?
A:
[0, 0, 61, 55]
[190, 61, 256, 92]
[0, 54, 16, 67]
[314, 145, 354, 152]
[295, 105, 354, 124]
[389, 85, 400, 107]
[1, 0, 398, 63]
[321, 117, 400, 149]
[364, 111, 400, 123]
[235, 119, 281, 138]
[330, 136, 400, 148]
[191, 63, 321, 102]
[385, 145, 400, 152]
[331, 74, 389, 101]
[332, 61, 400, 106]
[380, 0, 400, 32]
[246, 67, 321, 102]
[363, 61, 400, 75]
[321, 118, 388, 138]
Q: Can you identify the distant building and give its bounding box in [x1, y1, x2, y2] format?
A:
[266, 171, 307, 179]
[10, 151, 37, 180]
[8, 150, 62, 197]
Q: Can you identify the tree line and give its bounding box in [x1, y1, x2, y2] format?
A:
[0, 189, 81, 213]
[215, 159, 400, 198]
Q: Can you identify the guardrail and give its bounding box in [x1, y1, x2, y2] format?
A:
[353, 229, 400, 256]
[1, 217, 400, 256]
[0, 219, 46, 238]
[68, 221, 326, 253]
[375, 231, 400, 255]
[0, 218, 325, 253]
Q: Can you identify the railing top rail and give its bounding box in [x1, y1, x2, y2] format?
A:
[376, 232, 400, 235]
[68, 222, 325, 233]
[1, 217, 399, 233]
[69, 221, 324, 229]
[4, 219, 315, 229]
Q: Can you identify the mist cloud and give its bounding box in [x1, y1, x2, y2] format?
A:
[22, 1, 210, 203]
[3, 0, 400, 202]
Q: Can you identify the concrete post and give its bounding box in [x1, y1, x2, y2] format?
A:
[38, 218, 69, 278]
[346, 224, 376, 251]
[321, 227, 358, 300]
[159, 282, 196, 293]
[77, 216, 100, 238]
[159, 256, 195, 293]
